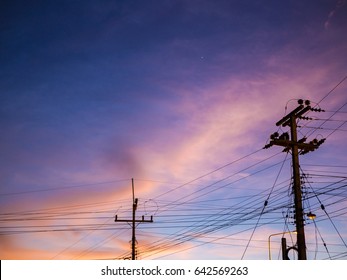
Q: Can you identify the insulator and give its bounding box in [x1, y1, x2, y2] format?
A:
[310, 108, 325, 112]
[270, 132, 279, 139]
[299, 116, 312, 120]
[263, 143, 273, 149]
[305, 100, 311, 106]
[279, 132, 289, 140]
[298, 99, 304, 105]
[318, 138, 326, 146]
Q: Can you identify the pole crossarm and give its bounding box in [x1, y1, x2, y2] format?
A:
[276, 99, 312, 127]
[114, 216, 153, 223]
[276, 104, 305, 126]
[270, 139, 318, 152]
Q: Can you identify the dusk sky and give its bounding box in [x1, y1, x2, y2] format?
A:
[1, 0, 347, 260]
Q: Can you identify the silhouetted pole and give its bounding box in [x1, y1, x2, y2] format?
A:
[131, 178, 136, 260]
[115, 178, 153, 260]
[131, 196, 137, 260]
[265, 99, 325, 260]
[289, 114, 307, 260]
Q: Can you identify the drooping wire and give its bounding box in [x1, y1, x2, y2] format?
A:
[131, 156, 289, 259]
[300, 166, 347, 249]
[51, 206, 122, 259]
[312, 219, 332, 260]
[241, 152, 289, 259]
[152, 150, 282, 215]
[316, 75, 347, 105]
[127, 181, 292, 260]
[325, 119, 347, 139]
[0, 179, 130, 197]
[306, 99, 347, 139]
[152, 148, 264, 201]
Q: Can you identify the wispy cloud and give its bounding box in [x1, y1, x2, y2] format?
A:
[324, 0, 346, 29]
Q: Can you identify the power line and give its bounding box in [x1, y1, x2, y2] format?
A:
[0, 179, 130, 196]
[316, 75, 347, 105]
[241, 152, 289, 259]
[301, 169, 347, 249]
[152, 148, 264, 201]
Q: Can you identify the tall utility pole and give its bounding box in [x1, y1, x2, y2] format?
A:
[114, 178, 153, 260]
[265, 99, 325, 260]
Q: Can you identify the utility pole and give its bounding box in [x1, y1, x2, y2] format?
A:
[114, 178, 153, 260]
[265, 99, 325, 260]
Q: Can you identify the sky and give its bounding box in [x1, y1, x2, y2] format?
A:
[1, 0, 347, 260]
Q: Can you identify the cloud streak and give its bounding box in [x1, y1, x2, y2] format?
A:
[325, 0, 346, 30]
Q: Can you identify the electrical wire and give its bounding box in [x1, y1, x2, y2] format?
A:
[3, 84, 347, 260]
[241, 152, 289, 259]
[300, 167, 347, 249]
[316, 75, 347, 105]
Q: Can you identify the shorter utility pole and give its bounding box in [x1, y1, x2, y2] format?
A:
[281, 238, 287, 260]
[114, 178, 153, 260]
[265, 99, 325, 260]
[268, 231, 296, 260]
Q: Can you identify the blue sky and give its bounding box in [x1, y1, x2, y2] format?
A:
[1, 0, 347, 259]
